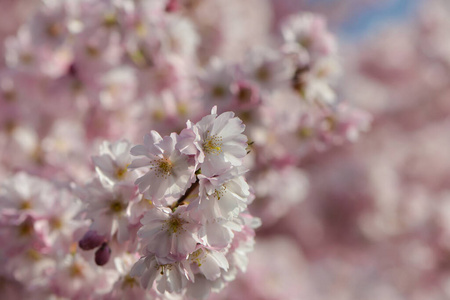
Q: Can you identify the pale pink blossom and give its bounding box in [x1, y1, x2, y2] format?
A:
[130, 254, 193, 293]
[77, 179, 138, 243]
[281, 12, 336, 61]
[191, 167, 250, 222]
[242, 48, 293, 92]
[189, 248, 229, 281]
[92, 139, 137, 186]
[138, 205, 200, 259]
[130, 131, 197, 202]
[189, 107, 248, 176]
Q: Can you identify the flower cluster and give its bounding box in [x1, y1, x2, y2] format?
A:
[128, 107, 257, 299]
[0, 107, 257, 299]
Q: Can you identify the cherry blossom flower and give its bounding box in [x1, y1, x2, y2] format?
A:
[92, 139, 136, 186]
[198, 58, 235, 106]
[188, 107, 248, 176]
[138, 205, 200, 259]
[77, 179, 138, 243]
[188, 247, 229, 281]
[191, 167, 250, 222]
[130, 254, 193, 293]
[129, 131, 197, 202]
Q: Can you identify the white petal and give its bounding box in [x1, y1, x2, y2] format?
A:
[129, 257, 146, 277]
[130, 145, 150, 157]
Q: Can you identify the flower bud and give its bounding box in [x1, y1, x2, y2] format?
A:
[78, 230, 105, 250]
[95, 242, 111, 266]
[165, 0, 179, 12]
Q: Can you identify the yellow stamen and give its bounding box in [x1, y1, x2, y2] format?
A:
[122, 275, 138, 289]
[46, 23, 63, 37]
[203, 135, 223, 155]
[150, 158, 173, 178]
[19, 200, 32, 210]
[50, 217, 63, 230]
[115, 164, 129, 180]
[110, 200, 125, 213]
[69, 263, 84, 278]
[103, 13, 118, 28]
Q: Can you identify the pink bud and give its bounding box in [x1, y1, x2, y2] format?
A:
[165, 0, 179, 12]
[78, 230, 105, 250]
[95, 242, 111, 266]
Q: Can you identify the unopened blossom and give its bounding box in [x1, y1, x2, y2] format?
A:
[79, 230, 106, 251]
[95, 242, 112, 266]
[130, 131, 197, 202]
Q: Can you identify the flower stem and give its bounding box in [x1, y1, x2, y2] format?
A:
[173, 178, 199, 209]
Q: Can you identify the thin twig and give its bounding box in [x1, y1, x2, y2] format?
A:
[174, 178, 199, 208]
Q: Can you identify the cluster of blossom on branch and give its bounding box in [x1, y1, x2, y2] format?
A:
[0, 0, 371, 299]
[1, 107, 258, 299]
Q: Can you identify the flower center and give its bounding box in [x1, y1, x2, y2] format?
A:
[122, 275, 138, 289]
[18, 218, 34, 237]
[150, 158, 173, 178]
[103, 13, 118, 28]
[3, 89, 16, 102]
[212, 85, 226, 98]
[158, 264, 173, 275]
[237, 86, 252, 103]
[20, 53, 34, 65]
[19, 200, 32, 210]
[115, 165, 128, 180]
[203, 135, 223, 155]
[110, 200, 125, 213]
[69, 263, 84, 278]
[255, 65, 270, 82]
[50, 217, 63, 230]
[159, 160, 172, 173]
[27, 249, 42, 261]
[214, 185, 227, 200]
[163, 216, 186, 234]
[190, 249, 205, 266]
[46, 23, 63, 37]
[86, 45, 100, 57]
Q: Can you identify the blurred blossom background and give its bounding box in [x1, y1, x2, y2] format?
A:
[1, 0, 450, 299]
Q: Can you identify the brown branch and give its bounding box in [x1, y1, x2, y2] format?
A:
[173, 178, 199, 209]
